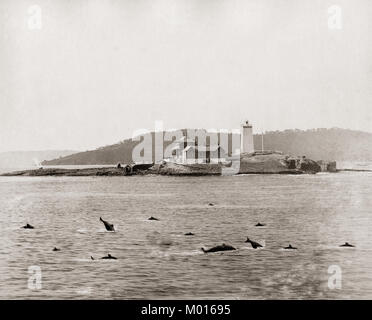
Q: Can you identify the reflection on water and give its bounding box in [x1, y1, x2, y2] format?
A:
[0, 172, 371, 299]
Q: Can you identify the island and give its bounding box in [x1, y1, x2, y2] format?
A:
[1, 151, 337, 177]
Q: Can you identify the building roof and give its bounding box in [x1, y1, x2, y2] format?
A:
[174, 136, 196, 144]
[185, 145, 226, 152]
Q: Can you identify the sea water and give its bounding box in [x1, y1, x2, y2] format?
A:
[0, 171, 371, 299]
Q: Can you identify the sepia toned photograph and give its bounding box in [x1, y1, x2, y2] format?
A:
[1, 0, 371, 307]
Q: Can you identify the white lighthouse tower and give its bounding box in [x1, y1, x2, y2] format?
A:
[241, 120, 254, 153]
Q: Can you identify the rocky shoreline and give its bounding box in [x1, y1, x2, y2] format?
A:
[0, 152, 341, 177]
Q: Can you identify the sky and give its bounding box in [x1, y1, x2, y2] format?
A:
[0, 0, 371, 152]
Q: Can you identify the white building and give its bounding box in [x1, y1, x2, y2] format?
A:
[170, 136, 227, 164]
[241, 120, 254, 153]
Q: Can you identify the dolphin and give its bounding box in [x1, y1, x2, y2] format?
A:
[52, 247, 61, 251]
[255, 223, 265, 227]
[184, 232, 195, 236]
[148, 216, 159, 221]
[245, 237, 263, 249]
[284, 244, 297, 250]
[99, 217, 115, 231]
[91, 256, 95, 260]
[101, 254, 117, 260]
[22, 223, 34, 229]
[201, 243, 236, 253]
[208, 203, 214, 206]
[340, 242, 354, 247]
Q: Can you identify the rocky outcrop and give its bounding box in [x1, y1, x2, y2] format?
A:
[298, 158, 322, 173]
[238, 152, 321, 174]
[156, 162, 222, 176]
[239, 152, 292, 174]
[153, 152, 322, 176]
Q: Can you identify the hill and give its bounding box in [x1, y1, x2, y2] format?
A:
[256, 128, 372, 161]
[42, 128, 372, 165]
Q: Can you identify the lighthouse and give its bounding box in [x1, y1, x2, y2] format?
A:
[241, 120, 254, 153]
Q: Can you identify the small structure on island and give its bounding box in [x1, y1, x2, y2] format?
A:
[241, 120, 255, 154]
[170, 136, 227, 164]
[316, 160, 337, 172]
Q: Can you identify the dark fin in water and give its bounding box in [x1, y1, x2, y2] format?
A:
[284, 244, 297, 250]
[22, 223, 34, 229]
[99, 217, 115, 231]
[340, 242, 354, 247]
[101, 253, 117, 260]
[245, 237, 263, 249]
[202, 244, 236, 253]
[148, 216, 159, 221]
